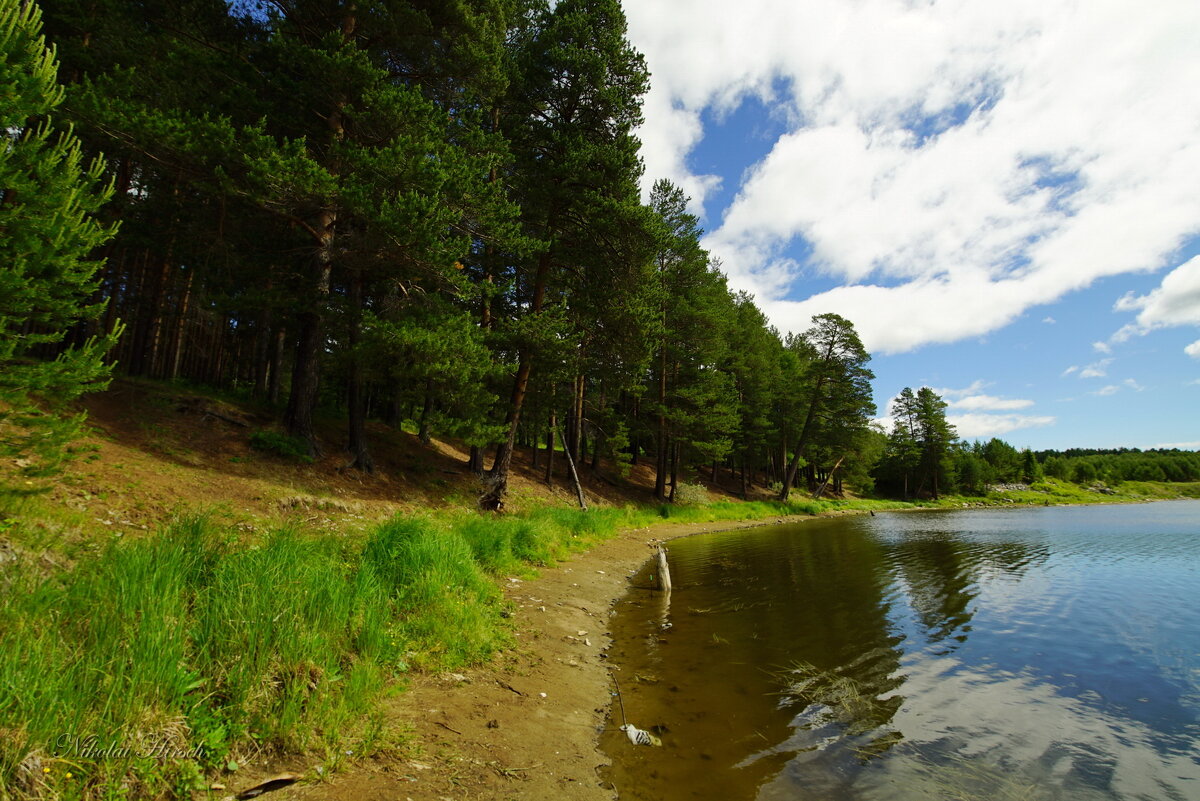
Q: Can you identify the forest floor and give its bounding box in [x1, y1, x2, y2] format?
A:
[29, 377, 776, 544]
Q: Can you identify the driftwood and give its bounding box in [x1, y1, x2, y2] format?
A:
[557, 424, 588, 510]
[235, 773, 301, 799]
[655, 546, 672, 593]
[811, 454, 846, 500]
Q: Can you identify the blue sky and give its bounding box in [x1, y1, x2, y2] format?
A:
[625, 0, 1200, 451]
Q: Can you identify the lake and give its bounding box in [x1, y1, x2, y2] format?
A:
[600, 502, 1200, 801]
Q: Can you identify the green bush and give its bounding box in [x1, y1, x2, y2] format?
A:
[248, 430, 313, 463]
[672, 482, 711, 506]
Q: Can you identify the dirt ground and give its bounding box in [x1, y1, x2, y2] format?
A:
[214, 515, 817, 801]
[32, 378, 776, 546]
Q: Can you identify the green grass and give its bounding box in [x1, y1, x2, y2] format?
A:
[0, 518, 405, 799]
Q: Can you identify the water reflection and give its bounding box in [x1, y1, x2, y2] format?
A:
[602, 502, 1200, 801]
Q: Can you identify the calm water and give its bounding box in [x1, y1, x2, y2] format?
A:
[601, 502, 1200, 801]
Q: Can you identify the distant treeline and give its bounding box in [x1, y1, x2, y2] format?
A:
[10, 0, 882, 504]
[874, 431, 1200, 499]
[1035, 448, 1200, 485]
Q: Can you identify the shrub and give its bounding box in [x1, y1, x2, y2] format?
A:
[672, 482, 711, 506]
[248, 430, 313, 463]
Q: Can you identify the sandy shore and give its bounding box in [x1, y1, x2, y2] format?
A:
[248, 513, 822, 801]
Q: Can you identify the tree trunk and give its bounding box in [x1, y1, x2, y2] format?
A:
[268, 326, 285, 404]
[484, 243, 553, 510]
[668, 440, 680, 502]
[285, 7, 352, 457]
[544, 409, 556, 486]
[253, 293, 274, 397]
[346, 270, 372, 472]
[168, 265, 193, 381]
[284, 265, 328, 458]
[779, 375, 827, 501]
[417, 377, 434, 445]
[571, 373, 585, 464]
[654, 346, 668, 500]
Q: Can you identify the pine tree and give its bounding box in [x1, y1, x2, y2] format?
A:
[483, 0, 649, 509]
[778, 313, 874, 501]
[913, 386, 955, 499]
[645, 180, 737, 500]
[0, 0, 118, 479]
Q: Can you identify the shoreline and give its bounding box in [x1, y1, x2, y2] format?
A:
[247, 498, 1195, 801]
[272, 511, 834, 801]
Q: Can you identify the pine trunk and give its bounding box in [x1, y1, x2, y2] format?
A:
[346, 270, 372, 472]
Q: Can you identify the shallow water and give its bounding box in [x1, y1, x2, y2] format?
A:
[601, 502, 1200, 801]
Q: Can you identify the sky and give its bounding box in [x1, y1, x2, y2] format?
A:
[623, 0, 1200, 451]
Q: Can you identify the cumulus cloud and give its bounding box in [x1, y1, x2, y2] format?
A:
[879, 382, 1052, 437]
[1094, 385, 1120, 396]
[932, 381, 1037, 411]
[950, 394, 1036, 412]
[1062, 358, 1112, 378]
[626, 0, 1200, 352]
[949, 413, 1056, 439]
[1153, 440, 1200, 449]
[1109, 257, 1200, 353]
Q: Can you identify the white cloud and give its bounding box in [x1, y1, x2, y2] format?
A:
[1109, 256, 1200, 349]
[1078, 358, 1112, 379]
[1152, 441, 1200, 450]
[1094, 385, 1120, 396]
[949, 413, 1056, 439]
[1093, 341, 1112, 354]
[627, 0, 1200, 352]
[950, 394, 1035, 411]
[936, 380, 988, 399]
[1062, 358, 1112, 378]
[885, 382, 1049, 437]
[932, 380, 1037, 412]
[1122, 378, 1145, 391]
[943, 385, 1050, 436]
[1043, 316, 1056, 324]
